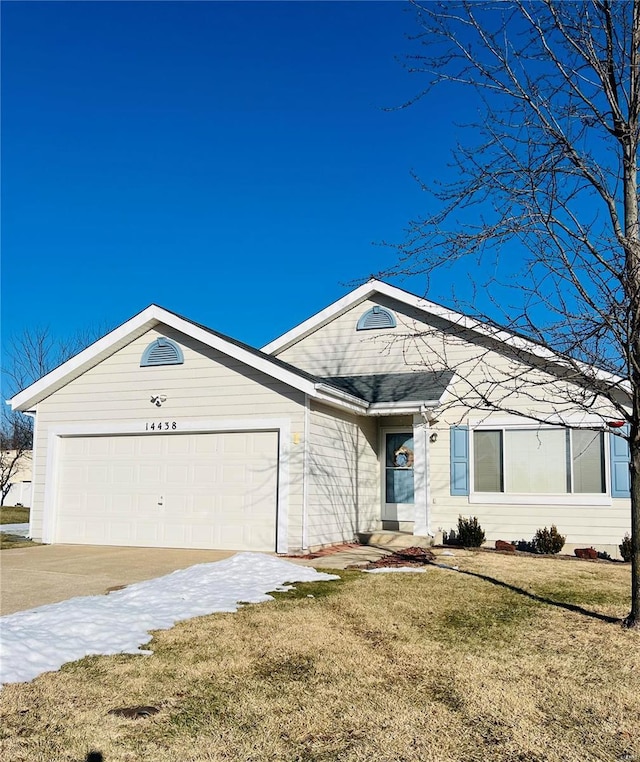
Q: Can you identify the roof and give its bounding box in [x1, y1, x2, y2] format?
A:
[322, 372, 454, 404]
[262, 279, 627, 392]
[7, 305, 370, 414]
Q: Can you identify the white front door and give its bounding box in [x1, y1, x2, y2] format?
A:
[382, 431, 415, 522]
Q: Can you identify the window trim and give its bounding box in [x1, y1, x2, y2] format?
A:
[468, 422, 612, 506]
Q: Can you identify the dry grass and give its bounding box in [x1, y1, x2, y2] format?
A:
[0, 535, 37, 550]
[1, 552, 638, 762]
[0, 506, 36, 550]
[0, 506, 29, 524]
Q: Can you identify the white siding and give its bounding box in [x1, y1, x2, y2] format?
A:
[31, 326, 307, 551]
[276, 295, 621, 420]
[306, 402, 378, 548]
[429, 421, 631, 552]
[277, 296, 632, 551]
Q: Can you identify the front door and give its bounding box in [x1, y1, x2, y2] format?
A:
[382, 431, 415, 522]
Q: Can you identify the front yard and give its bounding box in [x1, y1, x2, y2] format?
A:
[0, 506, 33, 549]
[0, 505, 29, 525]
[1, 551, 638, 761]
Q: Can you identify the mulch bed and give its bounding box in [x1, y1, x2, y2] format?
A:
[361, 546, 436, 570]
[283, 543, 362, 560]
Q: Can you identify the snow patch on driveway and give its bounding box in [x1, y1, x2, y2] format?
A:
[0, 553, 338, 686]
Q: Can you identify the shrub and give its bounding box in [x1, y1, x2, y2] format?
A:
[513, 538, 536, 553]
[443, 517, 486, 547]
[442, 528, 459, 546]
[457, 516, 486, 547]
[532, 525, 566, 555]
[619, 533, 632, 563]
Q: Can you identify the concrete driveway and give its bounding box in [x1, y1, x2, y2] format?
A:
[0, 545, 236, 615]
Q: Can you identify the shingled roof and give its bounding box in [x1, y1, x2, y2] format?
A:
[320, 371, 454, 404]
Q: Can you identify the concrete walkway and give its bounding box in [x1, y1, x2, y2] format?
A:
[288, 545, 392, 570]
[0, 545, 236, 615]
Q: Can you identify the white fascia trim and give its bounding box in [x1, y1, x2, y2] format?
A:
[262, 280, 626, 390]
[42, 417, 292, 553]
[9, 305, 363, 414]
[314, 383, 369, 413]
[262, 282, 380, 354]
[9, 306, 160, 411]
[368, 400, 440, 416]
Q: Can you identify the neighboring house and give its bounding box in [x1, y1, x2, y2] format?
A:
[1, 450, 33, 507]
[8, 280, 632, 557]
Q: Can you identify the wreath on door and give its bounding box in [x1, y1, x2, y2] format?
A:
[393, 445, 414, 468]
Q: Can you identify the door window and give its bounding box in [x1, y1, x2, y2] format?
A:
[385, 432, 415, 504]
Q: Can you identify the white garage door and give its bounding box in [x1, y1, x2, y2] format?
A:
[55, 431, 279, 550]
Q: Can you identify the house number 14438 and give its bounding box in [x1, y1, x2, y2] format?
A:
[145, 421, 177, 431]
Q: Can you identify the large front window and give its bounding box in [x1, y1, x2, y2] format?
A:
[473, 428, 605, 494]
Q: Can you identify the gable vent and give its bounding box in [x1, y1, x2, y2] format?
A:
[356, 305, 397, 331]
[140, 338, 184, 367]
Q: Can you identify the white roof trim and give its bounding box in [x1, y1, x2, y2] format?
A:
[262, 280, 626, 390]
[314, 383, 369, 412]
[8, 305, 360, 413]
[367, 400, 440, 416]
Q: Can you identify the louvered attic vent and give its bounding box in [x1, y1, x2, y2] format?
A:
[356, 305, 397, 331]
[140, 337, 184, 367]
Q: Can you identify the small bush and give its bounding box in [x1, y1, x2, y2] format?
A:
[532, 525, 566, 555]
[597, 550, 612, 561]
[443, 517, 486, 547]
[619, 534, 632, 563]
[513, 538, 537, 553]
[457, 516, 486, 547]
[442, 528, 459, 546]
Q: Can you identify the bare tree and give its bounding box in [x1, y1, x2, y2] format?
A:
[0, 410, 33, 506]
[4, 325, 105, 397]
[2, 324, 110, 506]
[386, 0, 640, 626]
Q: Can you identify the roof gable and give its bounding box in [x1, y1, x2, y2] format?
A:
[262, 279, 625, 391]
[7, 306, 368, 413]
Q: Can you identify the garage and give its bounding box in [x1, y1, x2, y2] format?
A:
[54, 431, 279, 551]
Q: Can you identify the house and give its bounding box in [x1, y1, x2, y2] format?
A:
[8, 280, 632, 557]
[1, 449, 33, 507]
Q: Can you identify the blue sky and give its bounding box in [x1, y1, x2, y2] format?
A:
[2, 0, 476, 358]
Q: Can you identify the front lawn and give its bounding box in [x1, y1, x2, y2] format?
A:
[0, 535, 36, 550]
[0, 506, 34, 549]
[0, 505, 29, 524]
[0, 552, 638, 762]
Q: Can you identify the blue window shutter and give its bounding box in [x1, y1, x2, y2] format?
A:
[450, 426, 469, 496]
[610, 426, 630, 498]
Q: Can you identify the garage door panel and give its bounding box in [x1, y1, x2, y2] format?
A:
[113, 465, 136, 483]
[138, 437, 164, 456]
[55, 432, 279, 550]
[87, 438, 112, 457]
